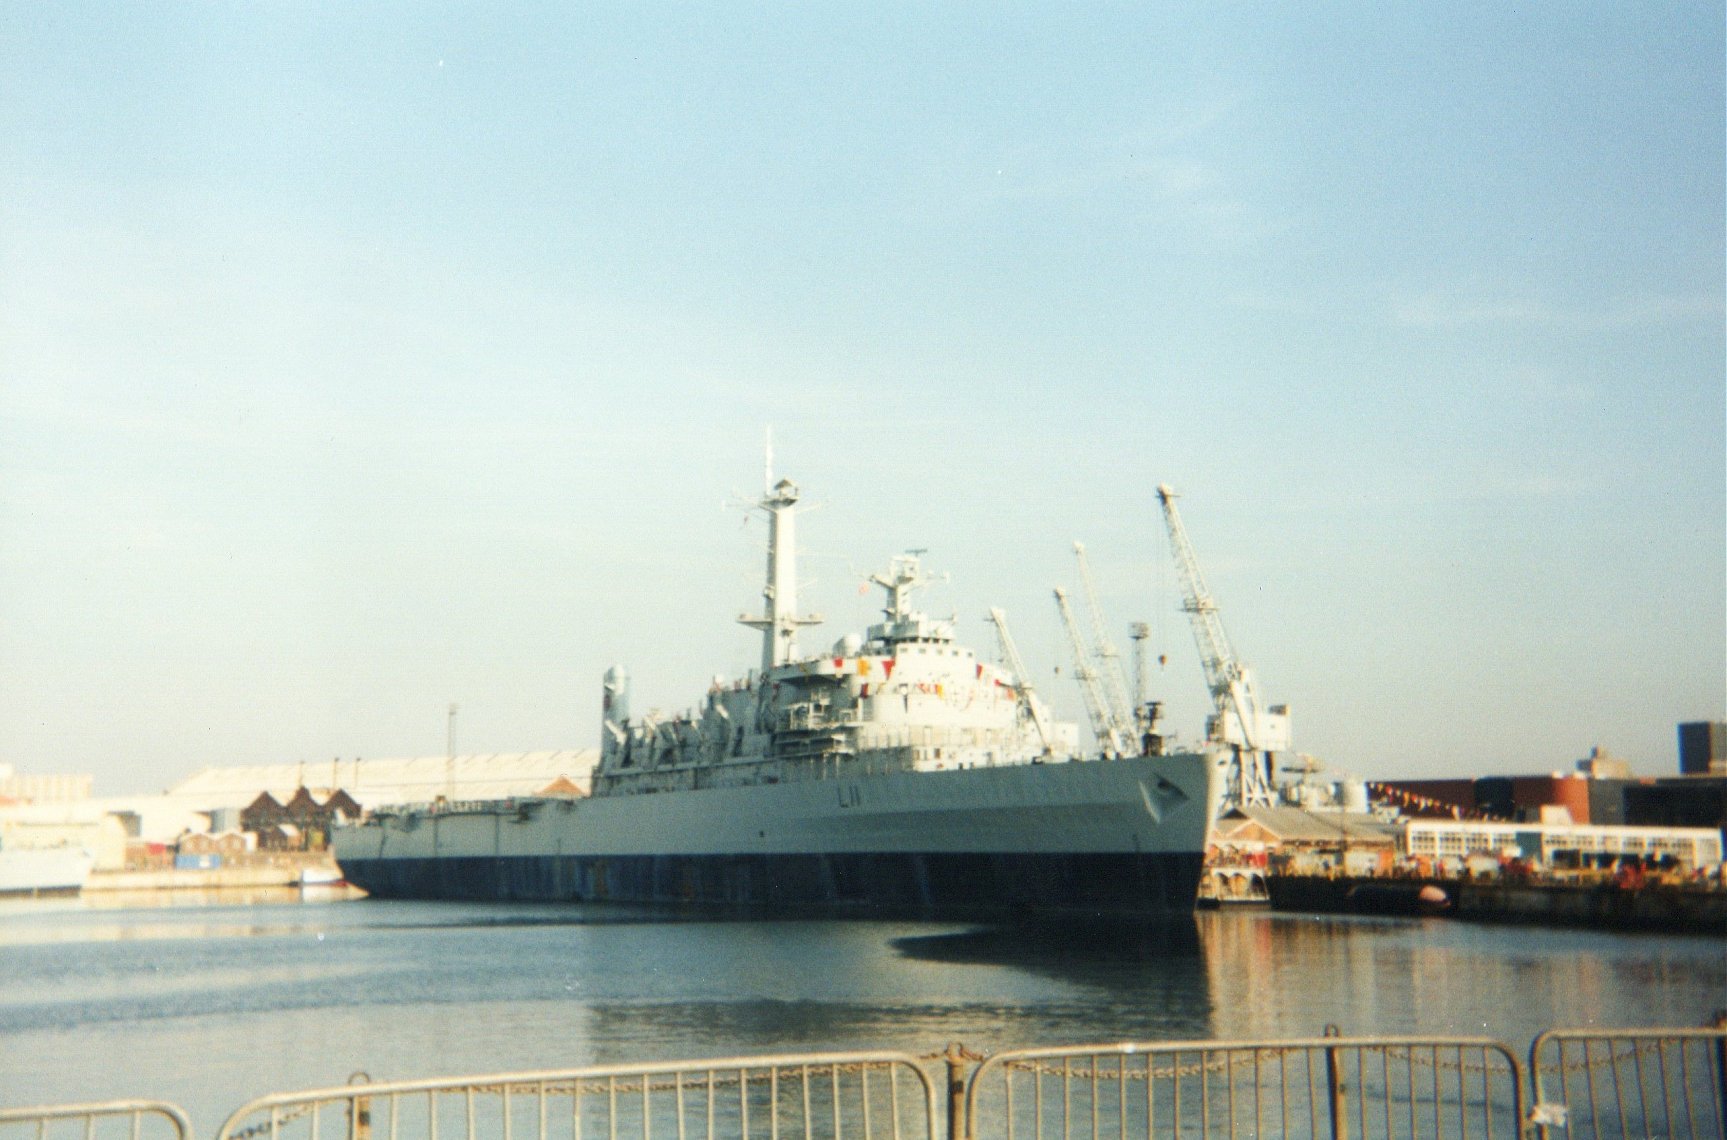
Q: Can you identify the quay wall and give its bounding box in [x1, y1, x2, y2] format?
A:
[1266, 873, 1727, 934]
[86, 854, 343, 893]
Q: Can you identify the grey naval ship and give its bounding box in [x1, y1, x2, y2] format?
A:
[333, 477, 1225, 919]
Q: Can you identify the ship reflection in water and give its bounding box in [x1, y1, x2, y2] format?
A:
[0, 899, 1721, 1137]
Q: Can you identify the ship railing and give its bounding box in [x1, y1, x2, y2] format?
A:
[1527, 1022, 1727, 1140]
[0, 1100, 194, 1140]
[960, 1030, 1525, 1140]
[214, 1053, 940, 1140]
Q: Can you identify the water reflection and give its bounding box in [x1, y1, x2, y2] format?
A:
[890, 916, 1203, 967]
[1, 900, 1722, 1137]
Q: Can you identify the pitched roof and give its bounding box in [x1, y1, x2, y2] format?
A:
[164, 751, 600, 810]
[1220, 806, 1400, 844]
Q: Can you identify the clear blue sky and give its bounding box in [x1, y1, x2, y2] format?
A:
[2, 4, 1721, 794]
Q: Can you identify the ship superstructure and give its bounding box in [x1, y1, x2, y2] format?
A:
[333, 474, 1222, 920]
[597, 481, 1077, 797]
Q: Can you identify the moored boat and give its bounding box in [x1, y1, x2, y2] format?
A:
[334, 476, 1224, 919]
[0, 841, 96, 898]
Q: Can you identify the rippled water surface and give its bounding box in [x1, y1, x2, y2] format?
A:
[1, 895, 1720, 1132]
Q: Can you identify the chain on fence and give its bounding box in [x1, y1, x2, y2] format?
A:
[1528, 1025, 1727, 1140]
[963, 1033, 1527, 1140]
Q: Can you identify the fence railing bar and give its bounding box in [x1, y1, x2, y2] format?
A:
[1381, 1043, 1395, 1140]
[1032, 1061, 1043, 1140]
[736, 1068, 747, 1140]
[888, 1063, 901, 1140]
[1448, 1047, 1463, 1140]
[1650, 1041, 1672, 1140]
[828, 1065, 840, 1140]
[856, 1064, 870, 1140]
[1677, 1040, 1701, 1138]
[1198, 1048, 1210, 1140]
[795, 1067, 809, 1140]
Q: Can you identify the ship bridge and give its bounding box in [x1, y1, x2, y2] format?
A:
[864, 555, 954, 650]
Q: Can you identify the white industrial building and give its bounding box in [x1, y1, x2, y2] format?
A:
[1403, 819, 1723, 869]
[100, 751, 599, 843]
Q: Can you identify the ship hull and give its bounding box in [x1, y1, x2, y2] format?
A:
[334, 752, 1220, 919]
[0, 847, 96, 898]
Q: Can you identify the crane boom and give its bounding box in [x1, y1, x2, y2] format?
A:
[1073, 542, 1136, 740]
[1155, 483, 1287, 808]
[986, 607, 1053, 752]
[1053, 587, 1133, 757]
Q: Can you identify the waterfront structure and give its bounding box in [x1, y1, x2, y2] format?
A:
[1375, 739, 1727, 836]
[83, 752, 595, 846]
[167, 753, 596, 816]
[334, 476, 1224, 919]
[1402, 819, 1723, 870]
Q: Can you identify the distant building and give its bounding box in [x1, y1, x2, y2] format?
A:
[177, 829, 254, 857]
[238, 787, 363, 851]
[1575, 745, 1633, 780]
[1217, 806, 1402, 878]
[1403, 819, 1723, 871]
[253, 822, 302, 852]
[0, 801, 128, 870]
[1679, 722, 1727, 776]
[96, 751, 596, 844]
[0, 764, 93, 804]
[1623, 779, 1727, 833]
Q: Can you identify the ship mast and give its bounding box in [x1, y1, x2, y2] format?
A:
[737, 476, 822, 674]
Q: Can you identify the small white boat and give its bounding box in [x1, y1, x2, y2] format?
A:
[0, 842, 96, 897]
[295, 865, 347, 887]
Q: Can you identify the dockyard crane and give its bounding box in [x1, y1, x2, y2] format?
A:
[986, 607, 1054, 753]
[1073, 542, 1137, 742]
[1155, 484, 1289, 809]
[1053, 587, 1134, 757]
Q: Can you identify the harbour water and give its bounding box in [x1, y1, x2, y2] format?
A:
[1, 895, 1721, 1134]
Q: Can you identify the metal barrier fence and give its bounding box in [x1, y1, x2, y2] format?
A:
[0, 1101, 194, 1140]
[962, 1030, 1525, 1140]
[1528, 1025, 1727, 1140]
[213, 1053, 940, 1140]
[12, 1027, 1727, 1140]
